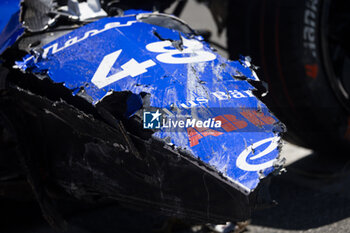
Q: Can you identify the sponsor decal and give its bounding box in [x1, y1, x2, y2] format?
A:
[305, 64, 318, 79]
[236, 137, 279, 171]
[188, 111, 276, 147]
[303, 0, 319, 59]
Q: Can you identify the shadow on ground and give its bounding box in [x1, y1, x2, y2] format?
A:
[251, 152, 350, 231]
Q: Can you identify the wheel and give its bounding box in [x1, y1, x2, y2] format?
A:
[227, 0, 350, 152]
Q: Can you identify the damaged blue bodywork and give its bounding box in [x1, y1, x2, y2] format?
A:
[15, 13, 284, 194]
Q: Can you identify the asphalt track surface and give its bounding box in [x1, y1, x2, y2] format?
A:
[248, 149, 350, 233]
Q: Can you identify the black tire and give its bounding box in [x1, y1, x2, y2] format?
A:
[227, 0, 350, 151]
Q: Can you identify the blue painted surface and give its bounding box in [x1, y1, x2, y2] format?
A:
[0, 0, 21, 33]
[16, 14, 282, 193]
[0, 0, 24, 54]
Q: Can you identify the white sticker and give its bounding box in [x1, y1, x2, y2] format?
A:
[91, 49, 156, 89]
[146, 37, 216, 64]
[236, 137, 279, 171]
[92, 37, 216, 88]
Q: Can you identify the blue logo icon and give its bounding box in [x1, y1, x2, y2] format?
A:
[143, 110, 162, 129]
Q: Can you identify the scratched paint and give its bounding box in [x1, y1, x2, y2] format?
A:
[14, 12, 284, 194]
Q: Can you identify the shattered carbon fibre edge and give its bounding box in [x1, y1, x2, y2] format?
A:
[0, 6, 285, 226]
[14, 13, 285, 192]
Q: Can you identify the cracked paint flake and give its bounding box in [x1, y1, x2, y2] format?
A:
[14, 13, 285, 194]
